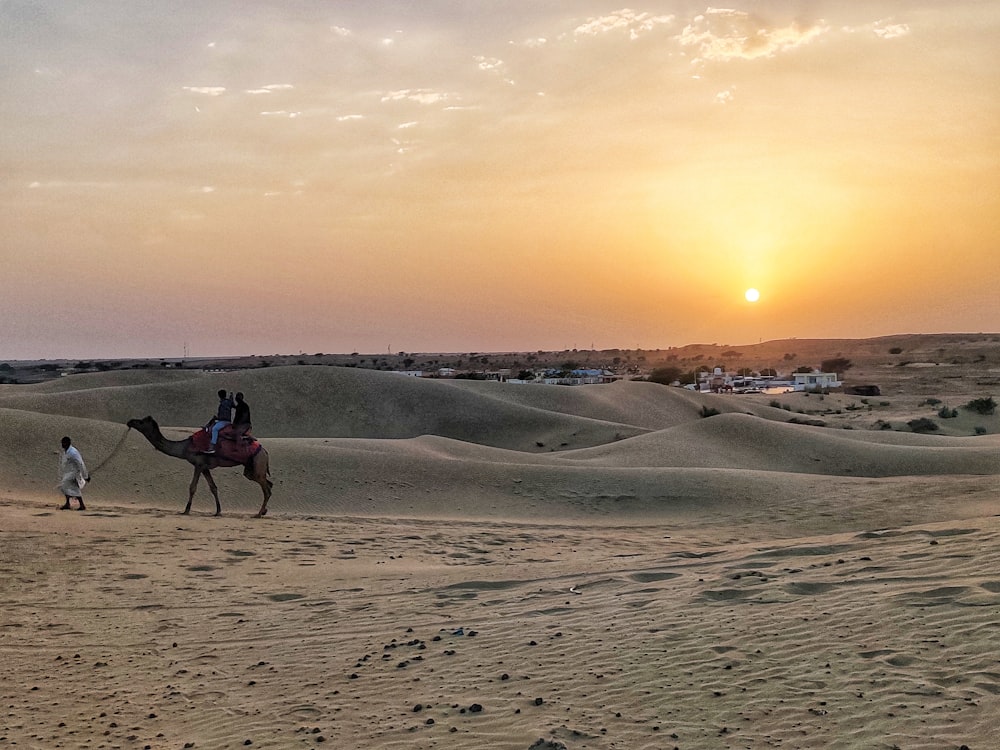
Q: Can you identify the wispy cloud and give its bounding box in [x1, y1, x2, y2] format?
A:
[245, 84, 295, 95]
[380, 89, 453, 105]
[573, 9, 676, 41]
[678, 8, 828, 63]
[182, 86, 226, 96]
[28, 180, 118, 190]
[872, 20, 911, 40]
[475, 55, 515, 85]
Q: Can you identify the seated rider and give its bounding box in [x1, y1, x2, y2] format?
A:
[204, 389, 234, 454]
[232, 391, 252, 440]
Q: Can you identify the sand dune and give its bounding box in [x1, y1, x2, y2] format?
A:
[2, 361, 999, 748]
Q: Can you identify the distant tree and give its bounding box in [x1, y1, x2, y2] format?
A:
[760, 368, 777, 377]
[403, 358, 415, 369]
[516, 370, 535, 381]
[721, 349, 742, 358]
[562, 360, 579, 371]
[737, 367, 753, 376]
[783, 352, 796, 361]
[821, 357, 852, 373]
[794, 365, 814, 374]
[0, 363, 12, 371]
[648, 366, 682, 385]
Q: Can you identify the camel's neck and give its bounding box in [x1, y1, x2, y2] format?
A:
[138, 425, 192, 460]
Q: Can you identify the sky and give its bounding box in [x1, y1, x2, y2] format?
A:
[2, 1, 998, 359]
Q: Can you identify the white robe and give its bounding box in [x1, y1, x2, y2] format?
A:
[59, 445, 88, 497]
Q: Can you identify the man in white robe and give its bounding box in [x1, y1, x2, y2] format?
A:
[59, 436, 89, 511]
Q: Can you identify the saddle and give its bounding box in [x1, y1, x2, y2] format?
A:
[191, 425, 261, 462]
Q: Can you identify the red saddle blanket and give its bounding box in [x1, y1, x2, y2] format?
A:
[191, 426, 261, 463]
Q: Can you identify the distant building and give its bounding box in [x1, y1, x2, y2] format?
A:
[793, 371, 841, 391]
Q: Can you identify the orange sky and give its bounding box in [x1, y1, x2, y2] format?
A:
[2, 2, 998, 359]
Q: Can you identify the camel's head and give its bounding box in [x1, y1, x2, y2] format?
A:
[127, 416, 158, 432]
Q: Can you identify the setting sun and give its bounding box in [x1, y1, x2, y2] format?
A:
[745, 288, 761, 303]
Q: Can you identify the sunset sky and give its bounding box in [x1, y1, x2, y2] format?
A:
[2, 1, 998, 359]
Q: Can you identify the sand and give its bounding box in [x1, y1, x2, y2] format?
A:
[1, 350, 999, 748]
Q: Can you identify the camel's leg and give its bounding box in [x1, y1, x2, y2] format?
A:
[183, 466, 201, 514]
[254, 478, 272, 518]
[202, 469, 222, 516]
[252, 454, 272, 518]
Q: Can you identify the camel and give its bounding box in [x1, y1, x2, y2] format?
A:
[126, 416, 272, 517]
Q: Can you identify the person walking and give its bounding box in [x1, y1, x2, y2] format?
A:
[58, 436, 89, 511]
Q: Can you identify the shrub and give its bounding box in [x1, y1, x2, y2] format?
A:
[964, 396, 997, 415]
[700, 406, 720, 418]
[907, 417, 939, 433]
[975, 426, 987, 435]
[889, 347, 903, 354]
[937, 406, 958, 419]
[921, 398, 942, 406]
[769, 400, 782, 408]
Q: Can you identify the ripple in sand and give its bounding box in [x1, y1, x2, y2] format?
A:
[629, 571, 681, 583]
[267, 593, 305, 602]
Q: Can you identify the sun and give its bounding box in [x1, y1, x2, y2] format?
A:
[745, 288, 760, 303]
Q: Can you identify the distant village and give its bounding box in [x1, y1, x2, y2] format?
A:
[0, 349, 853, 394]
[388, 364, 843, 393]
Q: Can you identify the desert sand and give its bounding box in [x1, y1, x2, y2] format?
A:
[2, 346, 999, 749]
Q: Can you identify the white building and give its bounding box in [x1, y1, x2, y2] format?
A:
[792, 371, 841, 391]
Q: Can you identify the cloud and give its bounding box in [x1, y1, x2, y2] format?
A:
[677, 8, 828, 62]
[337, 114, 365, 122]
[475, 55, 515, 85]
[330, 25, 352, 38]
[842, 18, 911, 40]
[573, 9, 676, 41]
[182, 86, 226, 96]
[27, 180, 117, 190]
[245, 84, 295, 95]
[260, 110, 301, 118]
[872, 20, 911, 40]
[380, 89, 453, 105]
[715, 88, 734, 104]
